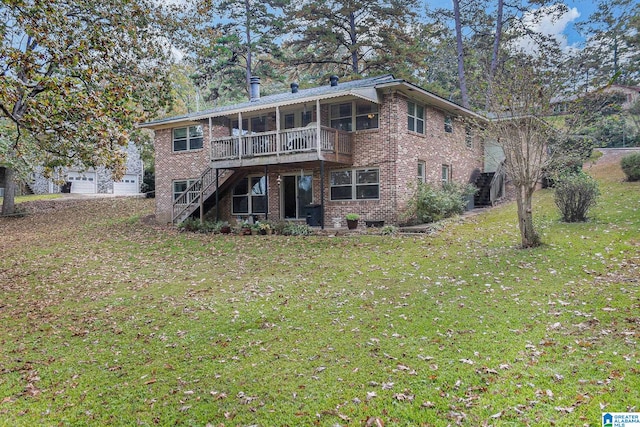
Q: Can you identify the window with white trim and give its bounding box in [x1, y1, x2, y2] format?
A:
[441, 165, 450, 184]
[173, 125, 203, 152]
[173, 179, 198, 201]
[408, 101, 425, 134]
[330, 103, 353, 131]
[232, 175, 267, 214]
[330, 101, 379, 131]
[417, 161, 426, 183]
[355, 100, 378, 130]
[330, 168, 379, 200]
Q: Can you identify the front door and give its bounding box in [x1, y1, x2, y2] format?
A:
[282, 174, 313, 219]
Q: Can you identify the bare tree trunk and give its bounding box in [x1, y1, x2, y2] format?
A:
[349, 12, 359, 74]
[515, 184, 539, 248]
[485, 0, 504, 110]
[245, 0, 252, 97]
[2, 166, 17, 216]
[453, 0, 470, 109]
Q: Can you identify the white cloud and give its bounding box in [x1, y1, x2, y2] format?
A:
[511, 5, 581, 54]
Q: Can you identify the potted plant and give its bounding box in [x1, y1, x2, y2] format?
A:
[345, 213, 360, 230]
[220, 222, 232, 234]
[250, 222, 261, 235]
[259, 221, 272, 235]
[239, 221, 252, 235]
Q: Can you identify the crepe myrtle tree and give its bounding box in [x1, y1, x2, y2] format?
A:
[0, 0, 173, 215]
[481, 57, 563, 248]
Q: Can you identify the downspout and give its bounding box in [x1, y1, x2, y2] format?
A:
[389, 91, 398, 224]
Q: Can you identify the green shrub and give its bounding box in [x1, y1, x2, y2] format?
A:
[620, 152, 640, 181]
[404, 182, 477, 224]
[554, 172, 599, 222]
[281, 222, 313, 236]
[379, 225, 398, 235]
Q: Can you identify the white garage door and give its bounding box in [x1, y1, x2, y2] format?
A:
[68, 172, 97, 194]
[113, 174, 139, 195]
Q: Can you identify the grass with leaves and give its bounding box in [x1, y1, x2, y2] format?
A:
[0, 154, 638, 426]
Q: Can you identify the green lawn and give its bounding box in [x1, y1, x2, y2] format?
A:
[0, 193, 62, 205]
[0, 160, 638, 426]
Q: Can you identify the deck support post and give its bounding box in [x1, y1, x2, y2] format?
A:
[320, 160, 325, 230]
[264, 165, 268, 221]
[215, 169, 219, 221]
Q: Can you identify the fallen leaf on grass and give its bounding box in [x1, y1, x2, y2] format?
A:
[365, 416, 384, 426]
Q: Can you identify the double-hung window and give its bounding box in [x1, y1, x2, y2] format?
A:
[417, 161, 426, 183]
[408, 102, 425, 134]
[441, 165, 450, 185]
[330, 168, 379, 201]
[173, 125, 203, 152]
[330, 101, 379, 131]
[355, 100, 378, 130]
[173, 179, 198, 202]
[444, 116, 453, 133]
[232, 176, 267, 214]
[465, 125, 473, 148]
[330, 103, 353, 131]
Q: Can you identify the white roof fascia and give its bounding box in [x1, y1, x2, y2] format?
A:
[375, 81, 487, 122]
[140, 89, 382, 129]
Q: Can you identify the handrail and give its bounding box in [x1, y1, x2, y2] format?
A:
[489, 161, 506, 205]
[172, 167, 231, 223]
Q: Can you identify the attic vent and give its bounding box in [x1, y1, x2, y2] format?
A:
[330, 75, 339, 87]
[290, 82, 299, 93]
[250, 76, 260, 101]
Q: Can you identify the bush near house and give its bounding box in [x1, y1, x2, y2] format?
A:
[404, 182, 477, 224]
[620, 152, 640, 181]
[554, 172, 600, 222]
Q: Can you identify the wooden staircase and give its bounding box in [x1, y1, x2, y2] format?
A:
[474, 172, 494, 207]
[474, 161, 506, 207]
[172, 168, 234, 224]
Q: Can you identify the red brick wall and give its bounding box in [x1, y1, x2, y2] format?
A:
[155, 92, 483, 226]
[154, 120, 229, 223]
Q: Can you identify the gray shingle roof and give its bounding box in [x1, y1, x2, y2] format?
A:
[142, 74, 401, 127]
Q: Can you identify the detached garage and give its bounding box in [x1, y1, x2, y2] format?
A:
[68, 171, 97, 194]
[113, 174, 139, 195]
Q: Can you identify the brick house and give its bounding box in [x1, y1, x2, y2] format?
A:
[141, 74, 489, 227]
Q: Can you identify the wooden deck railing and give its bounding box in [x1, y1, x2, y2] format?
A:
[211, 126, 352, 161]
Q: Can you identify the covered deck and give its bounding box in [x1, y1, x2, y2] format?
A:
[210, 124, 353, 169]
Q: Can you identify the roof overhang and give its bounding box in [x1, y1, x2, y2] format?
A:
[375, 80, 488, 123]
[140, 89, 381, 130]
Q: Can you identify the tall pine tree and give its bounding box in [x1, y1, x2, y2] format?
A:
[283, 0, 423, 80]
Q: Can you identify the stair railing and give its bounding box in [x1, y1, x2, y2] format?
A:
[172, 168, 231, 224]
[489, 161, 506, 205]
